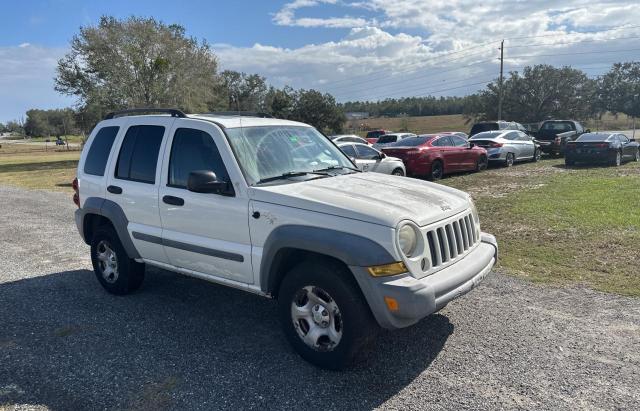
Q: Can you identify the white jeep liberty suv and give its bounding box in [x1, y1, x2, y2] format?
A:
[73, 109, 498, 369]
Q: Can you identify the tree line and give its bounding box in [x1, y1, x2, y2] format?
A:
[5, 16, 639, 137]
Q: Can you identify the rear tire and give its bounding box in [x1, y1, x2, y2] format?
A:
[90, 226, 145, 295]
[391, 168, 405, 176]
[504, 153, 515, 167]
[611, 151, 622, 167]
[429, 160, 444, 180]
[278, 259, 377, 370]
[565, 158, 575, 167]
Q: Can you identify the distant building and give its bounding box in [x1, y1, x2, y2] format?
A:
[345, 112, 370, 120]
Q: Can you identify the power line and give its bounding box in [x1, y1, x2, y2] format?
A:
[506, 34, 640, 49]
[508, 47, 640, 59]
[330, 57, 498, 98]
[322, 45, 497, 92]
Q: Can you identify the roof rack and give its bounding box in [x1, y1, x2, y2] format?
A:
[104, 108, 187, 120]
[204, 111, 274, 118]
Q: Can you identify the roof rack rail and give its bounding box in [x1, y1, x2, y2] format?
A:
[104, 108, 187, 120]
[206, 111, 274, 118]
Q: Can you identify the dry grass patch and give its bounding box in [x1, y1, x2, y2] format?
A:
[0, 149, 79, 191]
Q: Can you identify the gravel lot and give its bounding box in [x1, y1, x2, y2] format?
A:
[1, 184, 639, 410]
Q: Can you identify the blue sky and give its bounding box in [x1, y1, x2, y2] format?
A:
[2, 0, 640, 123]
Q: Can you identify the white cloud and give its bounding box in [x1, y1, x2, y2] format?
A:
[218, 0, 640, 101]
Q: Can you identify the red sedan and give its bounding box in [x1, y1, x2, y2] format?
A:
[381, 134, 488, 180]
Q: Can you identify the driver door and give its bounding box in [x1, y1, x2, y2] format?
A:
[158, 120, 253, 284]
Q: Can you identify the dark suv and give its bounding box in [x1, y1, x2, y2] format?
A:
[469, 121, 527, 137]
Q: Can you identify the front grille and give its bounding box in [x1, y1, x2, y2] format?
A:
[425, 213, 479, 268]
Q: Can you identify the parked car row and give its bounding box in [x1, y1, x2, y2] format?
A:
[339, 119, 636, 179]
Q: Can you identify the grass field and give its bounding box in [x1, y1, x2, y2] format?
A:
[346, 112, 635, 136]
[0, 146, 638, 296]
[442, 158, 640, 296]
[0, 145, 79, 191]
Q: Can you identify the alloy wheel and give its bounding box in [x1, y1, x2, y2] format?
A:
[431, 162, 443, 179]
[291, 286, 343, 352]
[506, 153, 514, 167]
[96, 240, 119, 284]
[616, 151, 621, 166]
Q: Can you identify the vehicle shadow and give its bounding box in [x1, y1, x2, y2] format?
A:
[0, 267, 453, 410]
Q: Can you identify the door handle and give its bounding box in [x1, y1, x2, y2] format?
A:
[163, 195, 184, 206]
[107, 185, 122, 194]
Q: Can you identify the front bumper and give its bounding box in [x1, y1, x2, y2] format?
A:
[352, 232, 497, 329]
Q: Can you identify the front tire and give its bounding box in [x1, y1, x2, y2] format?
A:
[475, 155, 488, 172]
[633, 148, 639, 162]
[391, 167, 405, 176]
[90, 226, 145, 295]
[533, 149, 541, 162]
[278, 259, 376, 370]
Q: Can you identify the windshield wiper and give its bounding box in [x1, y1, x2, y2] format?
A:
[256, 171, 331, 185]
[313, 165, 361, 173]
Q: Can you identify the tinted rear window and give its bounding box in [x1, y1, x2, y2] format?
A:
[541, 121, 574, 132]
[376, 135, 398, 144]
[577, 134, 609, 142]
[115, 125, 165, 184]
[388, 136, 429, 147]
[366, 130, 384, 138]
[84, 126, 119, 176]
[470, 123, 499, 135]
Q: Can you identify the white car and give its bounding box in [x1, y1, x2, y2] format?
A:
[73, 109, 497, 370]
[372, 132, 417, 149]
[469, 130, 541, 166]
[328, 134, 370, 145]
[338, 142, 406, 176]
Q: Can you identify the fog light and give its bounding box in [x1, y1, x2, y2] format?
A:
[384, 297, 399, 312]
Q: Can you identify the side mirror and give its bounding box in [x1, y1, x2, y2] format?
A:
[187, 170, 233, 196]
[467, 143, 474, 149]
[585, 129, 591, 133]
[379, 152, 386, 159]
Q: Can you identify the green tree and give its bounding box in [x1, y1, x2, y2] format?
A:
[24, 109, 78, 137]
[219, 70, 268, 112]
[598, 62, 640, 119]
[5, 120, 25, 135]
[55, 16, 223, 114]
[468, 65, 596, 122]
[264, 86, 295, 118]
[292, 89, 345, 133]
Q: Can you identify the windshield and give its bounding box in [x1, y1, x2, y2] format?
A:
[387, 136, 429, 147]
[225, 126, 355, 185]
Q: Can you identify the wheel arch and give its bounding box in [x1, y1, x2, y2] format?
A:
[78, 197, 141, 259]
[260, 225, 396, 297]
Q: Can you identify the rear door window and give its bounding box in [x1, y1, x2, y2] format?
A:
[84, 126, 119, 176]
[115, 125, 165, 184]
[450, 136, 468, 147]
[433, 136, 454, 147]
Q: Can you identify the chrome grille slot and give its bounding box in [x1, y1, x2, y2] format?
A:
[423, 211, 480, 270]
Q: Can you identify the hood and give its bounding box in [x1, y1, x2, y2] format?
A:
[249, 172, 471, 228]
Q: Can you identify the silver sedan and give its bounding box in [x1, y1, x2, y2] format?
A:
[338, 142, 406, 176]
[469, 130, 541, 166]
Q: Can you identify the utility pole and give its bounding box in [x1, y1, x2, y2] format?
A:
[498, 39, 504, 121]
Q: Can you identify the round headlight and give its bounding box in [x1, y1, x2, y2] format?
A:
[398, 224, 418, 257]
